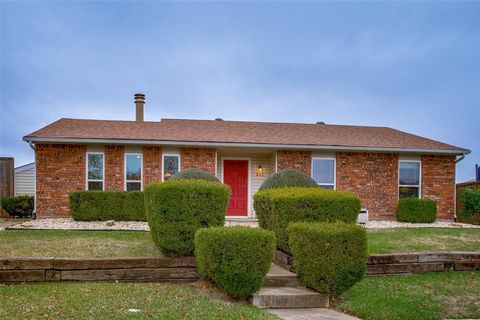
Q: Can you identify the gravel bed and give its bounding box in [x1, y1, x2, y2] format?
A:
[4, 218, 478, 231]
[6, 218, 260, 231]
[8, 218, 150, 231]
[363, 219, 480, 229]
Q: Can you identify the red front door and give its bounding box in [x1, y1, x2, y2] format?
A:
[223, 160, 248, 216]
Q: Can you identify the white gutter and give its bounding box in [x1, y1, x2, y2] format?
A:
[23, 136, 470, 155]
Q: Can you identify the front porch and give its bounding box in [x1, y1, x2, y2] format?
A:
[216, 147, 276, 219]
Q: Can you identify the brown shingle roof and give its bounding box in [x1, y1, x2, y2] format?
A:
[24, 118, 468, 153]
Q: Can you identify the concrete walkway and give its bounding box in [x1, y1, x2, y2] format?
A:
[268, 308, 360, 320]
[253, 265, 359, 320]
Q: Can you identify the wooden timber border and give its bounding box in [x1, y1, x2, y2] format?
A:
[275, 250, 480, 276]
[0, 256, 197, 283]
[2, 251, 479, 283]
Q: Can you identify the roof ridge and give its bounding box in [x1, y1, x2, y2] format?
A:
[161, 118, 389, 129]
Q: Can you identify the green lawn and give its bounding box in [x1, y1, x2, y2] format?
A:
[0, 227, 479, 258]
[0, 230, 159, 257]
[0, 282, 277, 320]
[335, 271, 480, 320]
[367, 228, 480, 254]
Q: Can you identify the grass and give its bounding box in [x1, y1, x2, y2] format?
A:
[335, 271, 480, 320]
[0, 227, 479, 257]
[0, 282, 277, 320]
[367, 227, 480, 254]
[0, 230, 160, 257]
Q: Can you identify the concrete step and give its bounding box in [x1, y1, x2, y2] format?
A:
[268, 308, 360, 320]
[251, 287, 329, 309]
[263, 264, 300, 287]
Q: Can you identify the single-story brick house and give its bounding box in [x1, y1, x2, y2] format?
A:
[24, 94, 470, 220]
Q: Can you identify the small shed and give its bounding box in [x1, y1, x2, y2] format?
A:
[14, 162, 35, 196]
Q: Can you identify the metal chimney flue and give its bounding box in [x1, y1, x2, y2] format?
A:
[134, 93, 145, 121]
[476, 164, 479, 182]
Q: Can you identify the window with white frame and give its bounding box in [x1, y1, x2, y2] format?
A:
[87, 152, 104, 190]
[312, 158, 335, 189]
[399, 161, 421, 198]
[163, 154, 180, 181]
[125, 154, 142, 191]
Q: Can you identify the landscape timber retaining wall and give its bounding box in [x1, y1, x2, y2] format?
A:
[275, 250, 480, 276]
[0, 256, 197, 283]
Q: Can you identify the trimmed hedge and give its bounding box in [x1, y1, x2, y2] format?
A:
[0, 196, 34, 218]
[288, 222, 367, 297]
[254, 187, 361, 252]
[170, 168, 220, 182]
[145, 179, 230, 257]
[69, 191, 145, 221]
[195, 226, 275, 299]
[396, 198, 437, 223]
[461, 188, 480, 217]
[258, 169, 318, 191]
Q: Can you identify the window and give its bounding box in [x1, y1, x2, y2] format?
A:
[312, 158, 335, 189]
[125, 153, 142, 191]
[399, 161, 421, 198]
[163, 154, 180, 181]
[87, 152, 104, 190]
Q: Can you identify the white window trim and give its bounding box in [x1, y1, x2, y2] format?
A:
[398, 160, 422, 199]
[311, 157, 336, 189]
[124, 153, 143, 191]
[161, 153, 181, 182]
[86, 152, 105, 191]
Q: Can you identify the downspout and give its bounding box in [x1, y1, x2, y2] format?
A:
[453, 154, 467, 222]
[28, 141, 36, 220]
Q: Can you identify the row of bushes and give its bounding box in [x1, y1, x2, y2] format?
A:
[0, 195, 34, 218]
[396, 198, 437, 223]
[70, 191, 145, 221]
[254, 187, 361, 252]
[69, 168, 220, 222]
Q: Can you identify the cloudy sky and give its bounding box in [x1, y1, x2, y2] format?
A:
[1, 1, 479, 181]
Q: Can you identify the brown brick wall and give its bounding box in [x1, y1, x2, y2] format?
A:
[105, 145, 124, 190]
[180, 148, 216, 176]
[36, 144, 86, 218]
[422, 155, 456, 219]
[143, 146, 162, 185]
[336, 152, 399, 220]
[276, 150, 312, 175]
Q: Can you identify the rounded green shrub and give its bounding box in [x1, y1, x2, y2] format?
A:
[0, 196, 34, 218]
[195, 226, 275, 299]
[170, 168, 220, 182]
[396, 198, 437, 223]
[258, 169, 318, 191]
[461, 188, 480, 217]
[254, 187, 361, 252]
[288, 222, 367, 297]
[69, 191, 145, 221]
[144, 179, 230, 256]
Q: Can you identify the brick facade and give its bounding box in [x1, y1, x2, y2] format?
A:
[33, 142, 457, 220]
[276, 150, 312, 175]
[105, 145, 124, 190]
[422, 155, 456, 219]
[336, 152, 399, 220]
[180, 148, 216, 176]
[36, 144, 86, 218]
[143, 146, 162, 185]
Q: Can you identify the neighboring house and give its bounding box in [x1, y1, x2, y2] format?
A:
[14, 162, 35, 196]
[24, 94, 470, 220]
